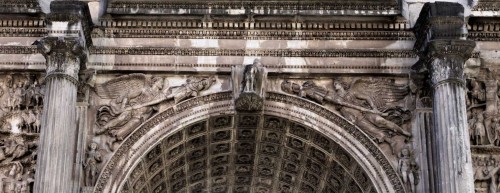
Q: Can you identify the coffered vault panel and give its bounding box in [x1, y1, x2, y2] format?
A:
[122, 114, 373, 193]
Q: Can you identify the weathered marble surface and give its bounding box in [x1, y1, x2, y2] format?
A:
[1, 1, 500, 193]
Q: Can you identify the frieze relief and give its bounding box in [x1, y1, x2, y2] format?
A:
[473, 155, 500, 193]
[466, 71, 500, 147]
[0, 74, 43, 193]
[466, 69, 500, 192]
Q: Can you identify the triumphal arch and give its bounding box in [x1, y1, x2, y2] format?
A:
[1, 0, 500, 193]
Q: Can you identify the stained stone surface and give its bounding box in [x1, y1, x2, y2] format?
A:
[1, 0, 500, 193]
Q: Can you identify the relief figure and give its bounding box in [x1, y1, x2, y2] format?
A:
[242, 59, 261, 93]
[398, 147, 419, 193]
[474, 113, 487, 145]
[282, 78, 411, 154]
[83, 143, 102, 187]
[94, 74, 215, 150]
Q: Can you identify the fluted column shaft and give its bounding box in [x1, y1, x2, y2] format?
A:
[413, 109, 434, 193]
[35, 76, 79, 192]
[33, 36, 85, 193]
[432, 81, 472, 192]
[428, 40, 476, 193]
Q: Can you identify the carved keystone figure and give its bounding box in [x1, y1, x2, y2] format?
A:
[242, 59, 261, 93]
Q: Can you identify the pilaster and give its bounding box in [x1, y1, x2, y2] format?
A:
[413, 2, 476, 193]
[33, 2, 91, 193]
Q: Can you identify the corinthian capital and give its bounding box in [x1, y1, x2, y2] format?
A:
[427, 40, 476, 60]
[427, 40, 476, 86]
[34, 37, 86, 82]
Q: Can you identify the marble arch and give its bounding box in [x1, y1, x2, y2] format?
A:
[93, 91, 404, 193]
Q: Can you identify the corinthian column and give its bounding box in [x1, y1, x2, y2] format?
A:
[413, 2, 476, 193]
[33, 2, 91, 193]
[428, 40, 475, 193]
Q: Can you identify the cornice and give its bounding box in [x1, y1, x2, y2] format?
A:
[98, 15, 409, 30]
[0, 46, 416, 57]
[468, 16, 500, 41]
[0, 45, 480, 59]
[89, 47, 417, 58]
[87, 62, 413, 74]
[0, 0, 41, 13]
[472, 0, 500, 11]
[46, 1, 93, 46]
[0, 62, 44, 67]
[0, 46, 38, 54]
[0, 28, 46, 37]
[0, 16, 45, 28]
[94, 28, 414, 40]
[107, 1, 400, 15]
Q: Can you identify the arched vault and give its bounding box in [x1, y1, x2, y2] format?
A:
[93, 91, 404, 193]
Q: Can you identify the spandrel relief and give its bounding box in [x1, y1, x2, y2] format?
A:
[275, 77, 418, 192]
[91, 74, 228, 152]
[279, 77, 413, 155]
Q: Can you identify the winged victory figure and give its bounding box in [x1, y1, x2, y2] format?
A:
[282, 78, 411, 154]
[94, 74, 216, 150]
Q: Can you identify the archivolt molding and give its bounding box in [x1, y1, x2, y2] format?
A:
[93, 91, 403, 193]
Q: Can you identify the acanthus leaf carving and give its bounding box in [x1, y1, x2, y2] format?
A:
[33, 37, 86, 82]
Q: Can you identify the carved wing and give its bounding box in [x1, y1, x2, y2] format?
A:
[349, 78, 410, 111]
[94, 74, 147, 99]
